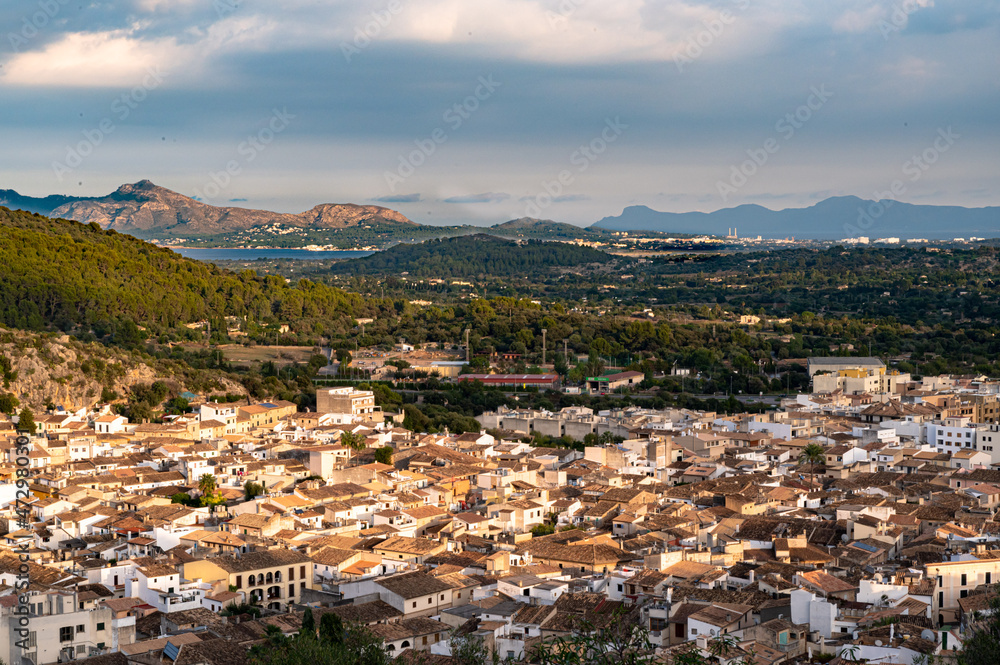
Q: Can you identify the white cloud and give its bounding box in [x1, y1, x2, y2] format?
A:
[1, 29, 185, 87]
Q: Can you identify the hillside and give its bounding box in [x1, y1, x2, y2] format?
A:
[1, 180, 415, 236]
[0, 327, 244, 410]
[488, 217, 602, 240]
[0, 207, 372, 334]
[328, 234, 615, 278]
[592, 198, 1000, 239]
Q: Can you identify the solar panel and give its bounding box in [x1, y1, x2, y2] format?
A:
[852, 542, 879, 553]
[164, 641, 180, 661]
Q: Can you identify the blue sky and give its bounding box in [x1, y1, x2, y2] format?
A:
[1, 0, 998, 226]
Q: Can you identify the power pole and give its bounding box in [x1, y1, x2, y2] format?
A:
[541, 328, 547, 366]
[465, 328, 471, 363]
[564, 339, 569, 362]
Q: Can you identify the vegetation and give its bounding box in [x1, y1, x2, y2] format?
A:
[244, 481, 265, 501]
[799, 442, 826, 488]
[248, 614, 389, 665]
[328, 235, 614, 279]
[374, 446, 393, 465]
[16, 407, 35, 434]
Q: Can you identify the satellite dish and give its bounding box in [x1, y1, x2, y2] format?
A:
[875, 640, 883, 647]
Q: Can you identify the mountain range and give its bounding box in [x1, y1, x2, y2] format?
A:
[592, 198, 1000, 240]
[0, 180, 414, 236]
[2, 181, 998, 241]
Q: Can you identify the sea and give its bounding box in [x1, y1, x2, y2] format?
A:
[172, 248, 374, 261]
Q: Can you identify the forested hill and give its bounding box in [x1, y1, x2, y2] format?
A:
[329, 234, 616, 278]
[0, 208, 374, 334]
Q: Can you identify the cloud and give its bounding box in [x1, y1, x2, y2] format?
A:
[371, 193, 422, 203]
[1, 30, 183, 87]
[443, 192, 510, 203]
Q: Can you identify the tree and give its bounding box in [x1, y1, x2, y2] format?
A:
[199, 473, 218, 497]
[244, 481, 264, 501]
[199, 474, 224, 508]
[531, 604, 654, 665]
[0, 393, 19, 415]
[301, 608, 316, 638]
[16, 407, 35, 434]
[373, 446, 393, 465]
[318, 613, 344, 644]
[799, 443, 826, 489]
[340, 431, 366, 465]
[531, 523, 555, 537]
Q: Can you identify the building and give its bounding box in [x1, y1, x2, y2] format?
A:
[457, 374, 561, 390]
[182, 548, 315, 611]
[586, 371, 645, 394]
[317, 387, 382, 422]
[807, 357, 885, 376]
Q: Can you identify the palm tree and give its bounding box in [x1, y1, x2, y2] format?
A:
[799, 443, 826, 490]
[341, 430, 366, 466]
[198, 473, 217, 499]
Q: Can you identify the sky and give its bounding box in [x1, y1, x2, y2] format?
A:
[1, 0, 998, 227]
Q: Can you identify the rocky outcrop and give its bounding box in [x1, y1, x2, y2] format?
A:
[0, 328, 245, 411]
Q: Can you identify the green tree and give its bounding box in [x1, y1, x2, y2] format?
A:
[531, 523, 555, 537]
[244, 481, 265, 501]
[340, 430, 366, 465]
[373, 446, 393, 465]
[16, 407, 35, 434]
[799, 442, 826, 489]
[301, 608, 315, 638]
[0, 393, 19, 415]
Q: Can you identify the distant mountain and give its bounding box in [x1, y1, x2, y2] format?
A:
[0, 180, 415, 236]
[592, 197, 1000, 240]
[329, 234, 614, 278]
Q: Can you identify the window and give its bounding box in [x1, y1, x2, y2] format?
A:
[962, 574, 968, 586]
[987, 573, 992, 584]
[97, 623, 105, 631]
[236, 576, 242, 589]
[289, 584, 294, 597]
[440, 594, 445, 600]
[60, 627, 73, 642]
[428, 598, 433, 604]
[301, 565, 306, 579]
[961, 590, 969, 598]
[413, 602, 417, 608]
[289, 567, 295, 581]
[77, 624, 85, 632]
[97, 643, 106, 649]
[940, 592, 944, 605]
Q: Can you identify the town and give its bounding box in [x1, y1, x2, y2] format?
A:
[3, 354, 999, 665]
